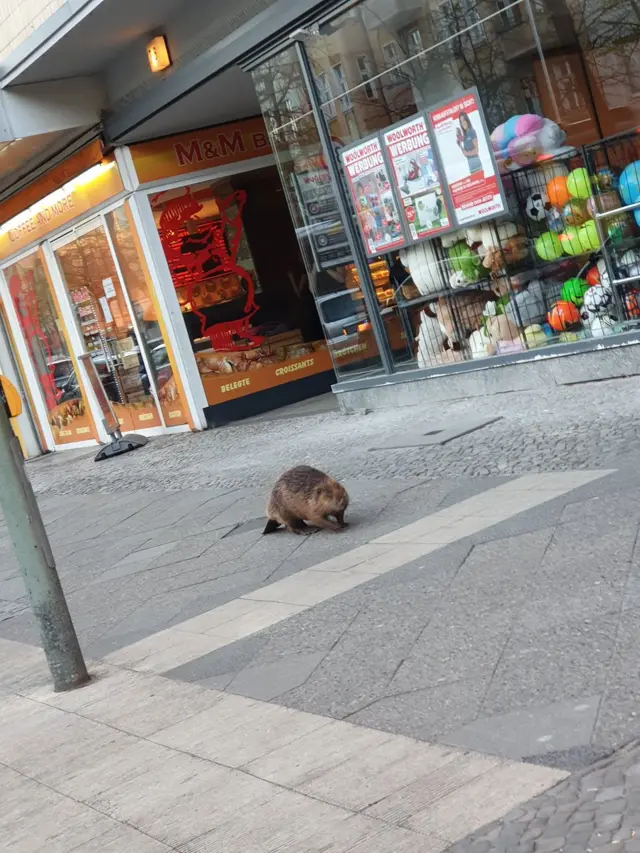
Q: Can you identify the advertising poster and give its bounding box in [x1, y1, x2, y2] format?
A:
[341, 137, 406, 257]
[292, 169, 352, 270]
[429, 89, 506, 226]
[382, 115, 452, 240]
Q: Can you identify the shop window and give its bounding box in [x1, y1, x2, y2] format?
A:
[253, 50, 385, 380]
[356, 55, 378, 100]
[3, 252, 96, 445]
[105, 205, 190, 427]
[151, 166, 338, 408]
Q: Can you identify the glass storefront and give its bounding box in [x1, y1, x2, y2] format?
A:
[148, 164, 336, 411]
[251, 0, 640, 379]
[53, 220, 163, 433]
[4, 251, 97, 445]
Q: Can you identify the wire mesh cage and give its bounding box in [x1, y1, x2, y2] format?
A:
[392, 128, 640, 370]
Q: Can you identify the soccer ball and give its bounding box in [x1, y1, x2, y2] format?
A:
[525, 191, 550, 222]
[582, 283, 613, 317]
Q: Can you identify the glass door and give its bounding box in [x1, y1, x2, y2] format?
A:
[51, 218, 163, 433]
[2, 250, 98, 447]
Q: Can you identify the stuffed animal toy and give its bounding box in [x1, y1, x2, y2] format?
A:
[482, 298, 524, 355]
[469, 327, 491, 359]
[491, 114, 566, 173]
[464, 221, 527, 273]
[505, 280, 546, 327]
[399, 241, 443, 296]
[415, 309, 444, 368]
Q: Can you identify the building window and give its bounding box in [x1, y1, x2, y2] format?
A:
[356, 55, 377, 99]
[382, 41, 406, 84]
[496, 0, 522, 28]
[315, 72, 336, 118]
[405, 27, 428, 70]
[438, 0, 486, 48]
[332, 62, 353, 111]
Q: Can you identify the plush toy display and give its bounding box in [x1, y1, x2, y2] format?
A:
[562, 199, 589, 227]
[448, 241, 483, 284]
[491, 114, 566, 173]
[504, 280, 546, 327]
[399, 242, 443, 296]
[415, 310, 444, 368]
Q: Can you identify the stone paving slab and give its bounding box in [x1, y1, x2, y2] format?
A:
[150, 469, 640, 769]
[0, 475, 501, 656]
[0, 637, 566, 853]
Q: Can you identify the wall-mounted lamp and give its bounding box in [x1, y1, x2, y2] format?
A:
[147, 35, 171, 73]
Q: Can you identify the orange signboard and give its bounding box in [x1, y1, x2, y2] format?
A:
[0, 158, 124, 259]
[130, 117, 273, 184]
[198, 347, 334, 406]
[0, 141, 105, 228]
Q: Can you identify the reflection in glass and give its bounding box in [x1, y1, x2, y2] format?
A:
[105, 205, 189, 426]
[4, 252, 95, 444]
[55, 225, 162, 432]
[253, 48, 384, 379]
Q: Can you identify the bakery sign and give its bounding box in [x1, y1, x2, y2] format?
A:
[130, 117, 273, 184]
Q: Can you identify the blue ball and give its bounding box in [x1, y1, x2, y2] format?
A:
[634, 207, 640, 227]
[619, 161, 640, 205]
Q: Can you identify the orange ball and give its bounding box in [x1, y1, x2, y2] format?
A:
[585, 266, 600, 286]
[546, 176, 571, 208]
[625, 291, 640, 319]
[548, 300, 581, 331]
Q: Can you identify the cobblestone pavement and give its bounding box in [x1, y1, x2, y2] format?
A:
[447, 740, 640, 852]
[24, 376, 640, 496]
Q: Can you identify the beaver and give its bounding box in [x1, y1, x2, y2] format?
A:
[263, 465, 349, 534]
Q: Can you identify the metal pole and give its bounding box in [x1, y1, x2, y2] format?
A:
[293, 37, 396, 375]
[0, 390, 89, 692]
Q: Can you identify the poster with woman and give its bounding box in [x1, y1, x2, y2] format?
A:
[382, 114, 452, 241]
[341, 136, 406, 257]
[429, 89, 506, 226]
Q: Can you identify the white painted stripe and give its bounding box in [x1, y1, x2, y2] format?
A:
[3, 644, 567, 852]
[105, 470, 612, 674]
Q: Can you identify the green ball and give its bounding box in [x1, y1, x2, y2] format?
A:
[561, 277, 589, 306]
[567, 167, 592, 200]
[560, 226, 583, 256]
[579, 220, 600, 251]
[535, 231, 562, 261]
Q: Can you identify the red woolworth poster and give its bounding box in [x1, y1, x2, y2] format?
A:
[341, 137, 406, 257]
[383, 115, 451, 240]
[429, 90, 505, 225]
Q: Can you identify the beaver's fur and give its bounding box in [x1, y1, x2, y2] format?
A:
[263, 465, 349, 534]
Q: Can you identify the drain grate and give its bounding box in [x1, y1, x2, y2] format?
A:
[369, 416, 502, 450]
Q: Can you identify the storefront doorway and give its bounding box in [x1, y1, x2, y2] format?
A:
[49, 216, 163, 433]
